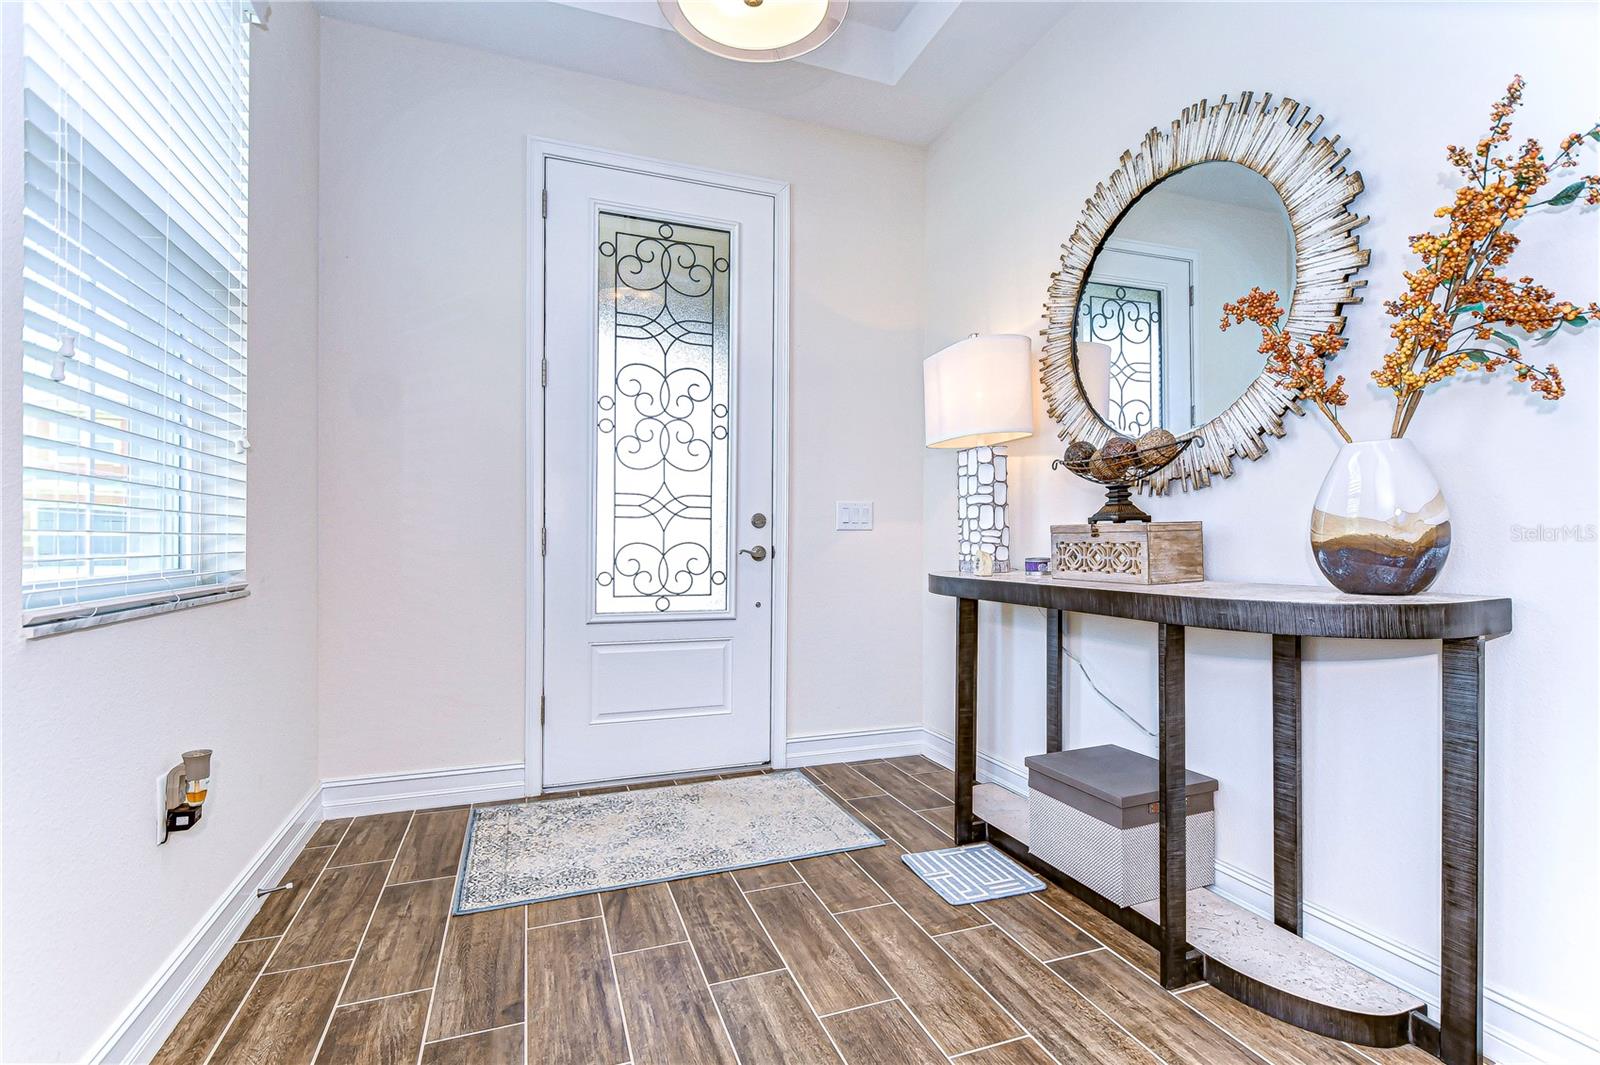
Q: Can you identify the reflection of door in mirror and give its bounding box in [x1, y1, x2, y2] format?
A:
[1079, 243, 1194, 434]
[1081, 161, 1296, 437]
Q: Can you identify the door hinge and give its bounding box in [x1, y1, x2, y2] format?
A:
[541, 187, 548, 218]
[541, 358, 548, 388]
[540, 527, 547, 556]
[540, 693, 546, 725]
[1188, 284, 1194, 307]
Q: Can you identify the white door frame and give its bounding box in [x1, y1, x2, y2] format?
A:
[525, 138, 791, 796]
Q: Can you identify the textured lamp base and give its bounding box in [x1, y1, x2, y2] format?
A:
[957, 445, 1011, 573]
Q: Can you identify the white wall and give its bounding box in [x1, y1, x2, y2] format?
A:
[315, 18, 927, 781]
[0, 5, 322, 1059]
[921, 4, 1599, 1062]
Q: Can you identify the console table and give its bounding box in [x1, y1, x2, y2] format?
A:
[929, 571, 1512, 1065]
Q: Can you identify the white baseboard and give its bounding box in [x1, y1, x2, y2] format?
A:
[87, 785, 322, 1065]
[323, 738, 929, 818]
[320, 761, 525, 817]
[916, 728, 1596, 1065]
[782, 724, 926, 766]
[920, 727, 1028, 794]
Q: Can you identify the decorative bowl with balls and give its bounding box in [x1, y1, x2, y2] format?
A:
[1051, 429, 1198, 523]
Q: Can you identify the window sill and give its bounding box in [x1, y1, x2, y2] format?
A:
[23, 587, 251, 639]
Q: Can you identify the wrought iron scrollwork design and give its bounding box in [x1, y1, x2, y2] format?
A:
[1078, 283, 1161, 436]
[595, 217, 731, 614]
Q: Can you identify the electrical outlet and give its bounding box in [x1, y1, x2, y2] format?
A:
[835, 501, 874, 531]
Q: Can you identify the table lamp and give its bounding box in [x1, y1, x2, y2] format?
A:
[924, 333, 1035, 573]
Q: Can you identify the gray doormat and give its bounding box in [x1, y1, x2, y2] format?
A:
[454, 770, 883, 914]
[902, 843, 1046, 904]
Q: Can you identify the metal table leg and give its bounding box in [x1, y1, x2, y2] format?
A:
[1157, 622, 1188, 989]
[1273, 634, 1304, 935]
[954, 597, 980, 845]
[1046, 608, 1064, 753]
[1440, 636, 1485, 1065]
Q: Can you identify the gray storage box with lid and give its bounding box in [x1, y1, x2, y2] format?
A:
[1024, 745, 1217, 907]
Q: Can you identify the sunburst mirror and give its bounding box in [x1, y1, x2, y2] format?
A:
[1041, 93, 1370, 493]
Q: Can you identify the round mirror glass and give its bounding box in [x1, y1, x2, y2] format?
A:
[1076, 161, 1295, 437]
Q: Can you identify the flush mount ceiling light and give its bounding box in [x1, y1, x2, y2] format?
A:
[659, 0, 848, 63]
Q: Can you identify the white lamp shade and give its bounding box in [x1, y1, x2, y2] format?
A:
[923, 334, 1035, 449]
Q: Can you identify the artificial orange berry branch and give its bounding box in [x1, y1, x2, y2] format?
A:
[1221, 288, 1354, 444]
[1375, 76, 1599, 439]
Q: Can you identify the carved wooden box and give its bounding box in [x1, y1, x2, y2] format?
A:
[1049, 521, 1203, 585]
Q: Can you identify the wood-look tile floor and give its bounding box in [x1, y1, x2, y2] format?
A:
[157, 756, 1443, 1065]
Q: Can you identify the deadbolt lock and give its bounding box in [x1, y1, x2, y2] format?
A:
[751, 512, 767, 529]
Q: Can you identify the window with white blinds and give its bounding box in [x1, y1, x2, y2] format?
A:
[20, 0, 251, 626]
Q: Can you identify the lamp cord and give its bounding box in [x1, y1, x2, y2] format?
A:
[1036, 607, 1157, 740]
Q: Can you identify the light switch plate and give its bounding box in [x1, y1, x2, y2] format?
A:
[836, 501, 874, 531]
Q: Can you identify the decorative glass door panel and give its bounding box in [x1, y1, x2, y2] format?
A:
[1079, 281, 1163, 435]
[594, 212, 732, 616]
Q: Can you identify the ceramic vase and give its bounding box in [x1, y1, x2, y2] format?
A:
[1309, 439, 1451, 595]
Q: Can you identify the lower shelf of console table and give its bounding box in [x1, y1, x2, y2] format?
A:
[972, 784, 1428, 1047]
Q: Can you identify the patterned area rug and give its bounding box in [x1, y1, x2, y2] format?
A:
[454, 770, 883, 914]
[901, 843, 1046, 904]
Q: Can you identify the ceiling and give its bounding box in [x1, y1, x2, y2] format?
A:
[840, 0, 920, 31]
[313, 0, 1073, 145]
[1159, 162, 1291, 213]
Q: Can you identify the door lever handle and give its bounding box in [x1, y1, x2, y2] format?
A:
[739, 545, 769, 562]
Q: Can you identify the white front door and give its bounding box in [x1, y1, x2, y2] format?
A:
[541, 156, 776, 788]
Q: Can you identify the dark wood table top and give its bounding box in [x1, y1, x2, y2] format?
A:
[928, 572, 1512, 640]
